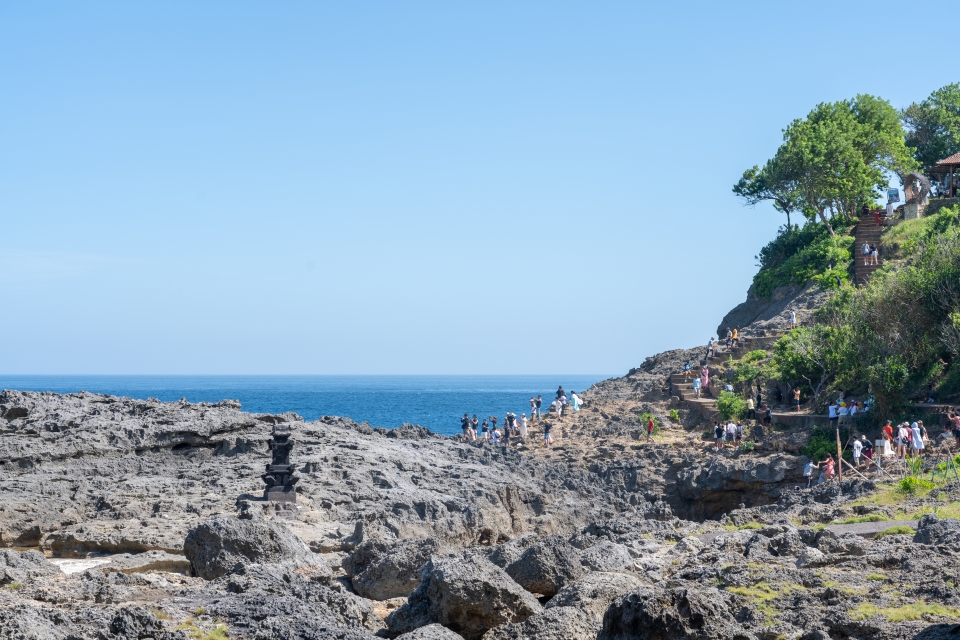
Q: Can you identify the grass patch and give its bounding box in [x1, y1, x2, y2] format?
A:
[875, 525, 916, 539]
[6, 582, 21, 591]
[723, 522, 764, 531]
[834, 514, 886, 525]
[867, 573, 886, 581]
[728, 581, 798, 604]
[176, 621, 230, 640]
[897, 477, 935, 495]
[851, 602, 960, 622]
[150, 608, 171, 621]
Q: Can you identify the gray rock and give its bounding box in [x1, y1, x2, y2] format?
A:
[599, 585, 754, 640]
[768, 530, 807, 557]
[183, 516, 326, 580]
[505, 535, 585, 597]
[795, 546, 827, 568]
[396, 624, 465, 639]
[387, 553, 542, 640]
[579, 540, 633, 572]
[0, 550, 61, 587]
[546, 571, 644, 620]
[485, 534, 539, 569]
[346, 537, 445, 600]
[101, 550, 191, 574]
[814, 529, 868, 556]
[914, 514, 960, 546]
[480, 606, 598, 640]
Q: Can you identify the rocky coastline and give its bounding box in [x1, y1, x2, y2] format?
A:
[4, 284, 960, 639]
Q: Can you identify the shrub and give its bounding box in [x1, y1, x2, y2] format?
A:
[739, 440, 755, 452]
[874, 525, 917, 539]
[896, 477, 934, 495]
[668, 409, 680, 423]
[741, 350, 768, 364]
[802, 424, 847, 462]
[638, 412, 662, 435]
[752, 224, 853, 298]
[716, 391, 746, 421]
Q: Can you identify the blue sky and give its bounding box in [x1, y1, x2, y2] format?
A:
[0, 2, 954, 374]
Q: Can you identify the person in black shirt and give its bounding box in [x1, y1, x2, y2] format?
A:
[460, 414, 470, 436]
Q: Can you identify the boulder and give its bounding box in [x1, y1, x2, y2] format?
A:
[814, 529, 868, 556]
[0, 550, 62, 587]
[767, 530, 807, 557]
[480, 606, 598, 640]
[396, 624, 465, 639]
[485, 534, 539, 569]
[599, 586, 754, 640]
[546, 571, 645, 620]
[183, 516, 325, 580]
[387, 553, 542, 640]
[579, 541, 633, 572]
[914, 514, 960, 546]
[504, 535, 585, 597]
[346, 538, 444, 600]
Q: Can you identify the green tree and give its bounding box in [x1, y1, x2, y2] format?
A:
[735, 95, 917, 236]
[716, 391, 746, 421]
[902, 83, 960, 172]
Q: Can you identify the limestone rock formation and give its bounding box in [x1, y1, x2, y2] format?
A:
[184, 516, 325, 580]
[503, 535, 585, 597]
[480, 606, 598, 640]
[387, 553, 542, 640]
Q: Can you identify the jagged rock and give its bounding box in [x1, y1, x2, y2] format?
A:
[546, 571, 645, 620]
[504, 535, 585, 597]
[599, 585, 754, 640]
[480, 606, 598, 640]
[346, 538, 446, 600]
[796, 546, 828, 568]
[387, 553, 542, 640]
[213, 564, 385, 634]
[915, 514, 960, 546]
[768, 529, 807, 557]
[814, 530, 868, 556]
[396, 624, 465, 639]
[183, 516, 326, 580]
[101, 550, 191, 574]
[670, 537, 703, 555]
[0, 550, 61, 587]
[579, 540, 633, 572]
[485, 534, 539, 569]
[109, 605, 189, 640]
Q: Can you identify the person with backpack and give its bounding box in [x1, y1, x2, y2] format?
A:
[804, 459, 819, 488]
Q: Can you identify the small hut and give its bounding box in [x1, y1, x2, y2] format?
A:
[930, 152, 960, 198]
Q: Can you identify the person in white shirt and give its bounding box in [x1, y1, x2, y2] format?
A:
[726, 422, 737, 443]
[911, 422, 925, 456]
[838, 404, 849, 425]
[897, 423, 911, 459]
[519, 413, 528, 438]
[862, 242, 871, 265]
[852, 436, 863, 468]
[790, 310, 797, 329]
[828, 402, 838, 425]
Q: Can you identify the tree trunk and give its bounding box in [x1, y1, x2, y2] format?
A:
[818, 209, 835, 236]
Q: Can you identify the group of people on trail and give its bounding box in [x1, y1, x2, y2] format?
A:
[861, 241, 879, 266]
[459, 386, 581, 448]
[827, 397, 870, 424]
[804, 455, 838, 487]
[712, 420, 745, 451]
[880, 419, 928, 458]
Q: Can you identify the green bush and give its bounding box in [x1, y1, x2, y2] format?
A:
[739, 440, 755, 452]
[716, 391, 746, 421]
[638, 412, 662, 435]
[668, 409, 680, 423]
[741, 350, 768, 364]
[751, 224, 853, 298]
[802, 424, 848, 462]
[896, 476, 935, 495]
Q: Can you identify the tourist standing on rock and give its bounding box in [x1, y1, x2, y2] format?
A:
[692, 376, 702, 398]
[824, 456, 836, 481]
[570, 391, 581, 412]
[491, 427, 501, 444]
[559, 393, 568, 417]
[543, 421, 553, 447]
[461, 414, 471, 436]
[853, 436, 863, 468]
[792, 387, 801, 412]
[732, 327, 739, 348]
[762, 404, 772, 426]
[881, 420, 894, 454]
[756, 382, 762, 407]
[481, 419, 489, 440]
[683, 362, 692, 380]
[519, 413, 528, 438]
[556, 386, 564, 400]
[713, 422, 724, 451]
[471, 415, 479, 435]
[804, 459, 818, 488]
[862, 438, 874, 469]
[529, 397, 537, 420]
[535, 395, 542, 419]
[736, 422, 743, 445]
[706, 338, 715, 359]
[897, 423, 911, 459]
[837, 402, 848, 425]
[911, 421, 925, 456]
[725, 328, 733, 348]
[746, 397, 755, 420]
[828, 401, 838, 425]
[726, 421, 737, 444]
[790, 311, 797, 329]
[491, 415, 498, 434]
[647, 416, 654, 441]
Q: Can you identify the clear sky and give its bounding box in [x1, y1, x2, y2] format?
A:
[0, 2, 954, 375]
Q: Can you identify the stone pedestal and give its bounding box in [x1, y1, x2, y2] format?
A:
[903, 203, 924, 220]
[262, 424, 299, 507]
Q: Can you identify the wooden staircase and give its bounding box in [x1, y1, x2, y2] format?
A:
[854, 219, 883, 286]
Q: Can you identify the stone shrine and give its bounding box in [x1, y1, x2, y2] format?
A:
[261, 423, 299, 505]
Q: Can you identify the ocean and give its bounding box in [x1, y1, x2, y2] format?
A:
[0, 375, 610, 437]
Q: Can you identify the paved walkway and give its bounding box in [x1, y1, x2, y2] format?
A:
[697, 519, 918, 545]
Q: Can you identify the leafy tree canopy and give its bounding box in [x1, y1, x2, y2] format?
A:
[902, 83, 960, 172]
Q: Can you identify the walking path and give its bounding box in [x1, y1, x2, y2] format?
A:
[697, 518, 919, 545]
[854, 218, 884, 286]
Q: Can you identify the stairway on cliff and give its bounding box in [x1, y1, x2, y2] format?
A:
[854, 219, 884, 286]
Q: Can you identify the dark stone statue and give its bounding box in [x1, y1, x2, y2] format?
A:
[262, 423, 299, 504]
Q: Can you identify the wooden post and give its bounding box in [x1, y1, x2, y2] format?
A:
[836, 426, 843, 483]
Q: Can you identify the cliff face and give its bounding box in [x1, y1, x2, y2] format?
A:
[716, 281, 830, 338]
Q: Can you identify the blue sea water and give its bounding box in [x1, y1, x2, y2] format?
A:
[0, 375, 610, 437]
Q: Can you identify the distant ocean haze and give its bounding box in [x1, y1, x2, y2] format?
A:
[0, 375, 609, 436]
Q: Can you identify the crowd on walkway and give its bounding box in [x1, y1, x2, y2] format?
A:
[459, 386, 582, 448]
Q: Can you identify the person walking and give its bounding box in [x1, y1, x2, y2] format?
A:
[789, 310, 797, 329]
[804, 458, 819, 488]
[793, 387, 801, 412]
[824, 456, 836, 482]
[828, 401, 838, 425]
[692, 376, 702, 399]
[861, 241, 871, 266]
[701, 367, 709, 391]
[911, 421, 925, 457]
[646, 415, 655, 441]
[870, 243, 879, 266]
[746, 397, 755, 420]
[543, 421, 553, 447]
[570, 391, 582, 412]
[852, 436, 863, 469]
